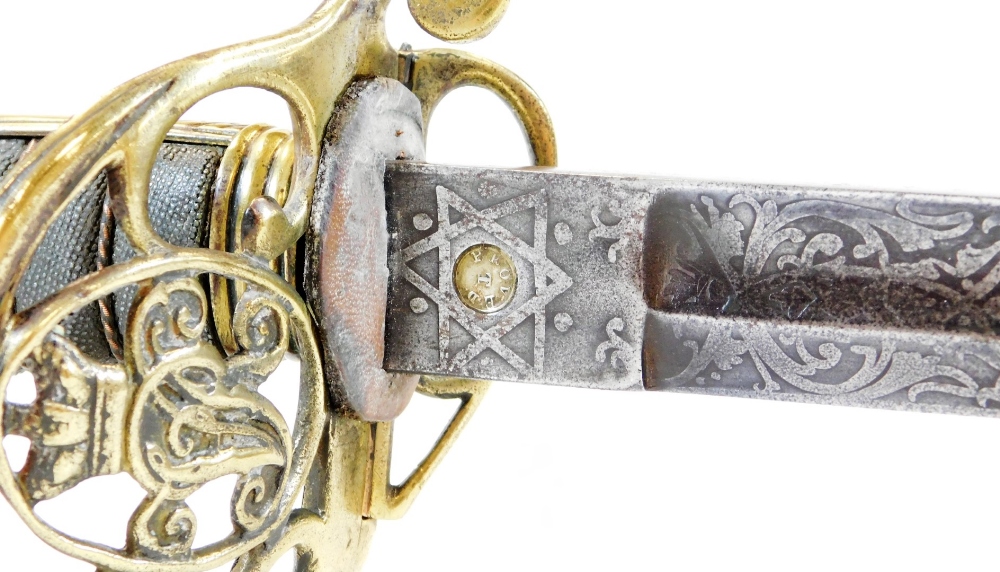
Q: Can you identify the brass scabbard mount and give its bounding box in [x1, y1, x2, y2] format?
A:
[0, 1, 554, 570]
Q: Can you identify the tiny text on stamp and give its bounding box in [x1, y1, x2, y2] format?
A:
[452, 243, 518, 313]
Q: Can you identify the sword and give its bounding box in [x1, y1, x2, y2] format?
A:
[0, 1, 989, 572]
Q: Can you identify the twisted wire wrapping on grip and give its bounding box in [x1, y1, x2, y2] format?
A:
[97, 192, 124, 360]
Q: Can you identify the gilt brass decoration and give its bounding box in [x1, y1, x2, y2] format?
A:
[0, 254, 327, 570]
[0, 0, 554, 570]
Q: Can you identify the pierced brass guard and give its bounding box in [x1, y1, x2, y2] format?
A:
[368, 377, 490, 521]
[401, 47, 558, 167]
[0, 1, 555, 570]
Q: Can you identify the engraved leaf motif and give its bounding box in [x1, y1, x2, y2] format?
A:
[731, 194, 975, 278]
[955, 241, 1000, 299]
[777, 233, 845, 271]
[663, 318, 1000, 410]
[596, 318, 639, 371]
[678, 321, 749, 374]
[687, 196, 746, 280]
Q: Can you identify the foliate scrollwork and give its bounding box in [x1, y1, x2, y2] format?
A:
[125, 278, 293, 558]
[596, 318, 638, 372]
[644, 187, 1000, 415]
[0, 256, 326, 571]
[655, 189, 1000, 333]
[589, 199, 644, 264]
[649, 312, 1000, 416]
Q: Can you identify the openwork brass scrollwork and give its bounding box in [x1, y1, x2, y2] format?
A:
[0, 0, 555, 570]
[1, 253, 327, 570]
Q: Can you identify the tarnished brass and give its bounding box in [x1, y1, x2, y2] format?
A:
[0, 116, 242, 146]
[408, 0, 510, 42]
[0, 0, 557, 570]
[401, 47, 558, 167]
[368, 376, 489, 520]
[1, 251, 328, 570]
[209, 125, 298, 355]
[453, 243, 519, 313]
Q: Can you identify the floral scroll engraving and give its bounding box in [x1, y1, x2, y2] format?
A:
[649, 313, 1000, 415]
[647, 186, 1000, 415]
[654, 190, 1000, 334]
[589, 199, 644, 264]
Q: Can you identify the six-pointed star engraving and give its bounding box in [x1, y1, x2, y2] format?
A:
[400, 185, 573, 377]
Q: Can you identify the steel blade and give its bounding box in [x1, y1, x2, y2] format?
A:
[385, 161, 1000, 418]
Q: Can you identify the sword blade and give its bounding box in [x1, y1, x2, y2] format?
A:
[385, 161, 1000, 419]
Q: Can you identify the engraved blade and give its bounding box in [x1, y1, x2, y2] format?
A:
[384, 161, 1000, 419]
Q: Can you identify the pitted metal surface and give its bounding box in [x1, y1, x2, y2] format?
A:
[385, 166, 1000, 418]
[384, 163, 651, 390]
[646, 310, 1000, 418]
[304, 78, 426, 420]
[643, 181, 1000, 417]
[645, 184, 1000, 334]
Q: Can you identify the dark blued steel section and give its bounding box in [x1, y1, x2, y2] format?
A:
[643, 182, 1000, 417]
[384, 163, 651, 390]
[644, 185, 1000, 334]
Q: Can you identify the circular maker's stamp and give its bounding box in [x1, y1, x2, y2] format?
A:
[453, 243, 518, 313]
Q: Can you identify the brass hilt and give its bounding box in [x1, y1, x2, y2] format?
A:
[0, 1, 554, 571]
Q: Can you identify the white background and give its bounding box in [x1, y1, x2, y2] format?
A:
[2, 1, 1000, 571]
